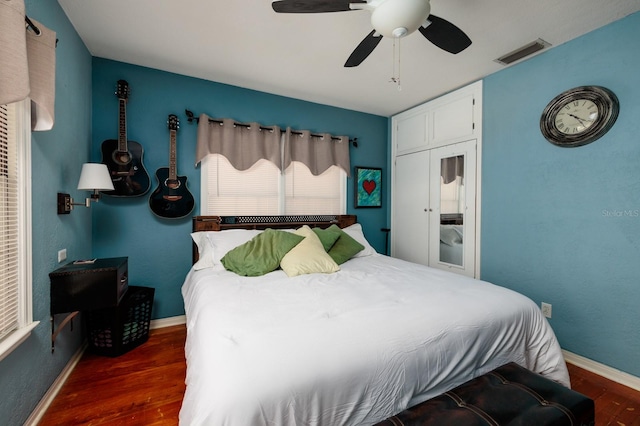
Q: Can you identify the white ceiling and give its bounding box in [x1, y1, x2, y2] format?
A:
[57, 0, 640, 117]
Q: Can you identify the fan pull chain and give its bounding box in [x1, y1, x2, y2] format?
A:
[390, 37, 402, 91]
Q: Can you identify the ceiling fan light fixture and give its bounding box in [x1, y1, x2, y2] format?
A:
[371, 0, 431, 38]
[392, 27, 408, 38]
[271, 0, 471, 67]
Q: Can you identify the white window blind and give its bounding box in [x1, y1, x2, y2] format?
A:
[0, 103, 19, 342]
[0, 100, 36, 362]
[202, 155, 281, 215]
[284, 161, 346, 215]
[201, 154, 346, 215]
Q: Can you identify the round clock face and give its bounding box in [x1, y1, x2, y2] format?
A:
[540, 86, 619, 147]
[554, 99, 598, 135]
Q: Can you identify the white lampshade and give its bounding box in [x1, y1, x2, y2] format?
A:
[77, 163, 114, 191]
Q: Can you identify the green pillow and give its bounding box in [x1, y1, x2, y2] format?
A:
[221, 229, 304, 276]
[326, 224, 364, 265]
[312, 227, 342, 252]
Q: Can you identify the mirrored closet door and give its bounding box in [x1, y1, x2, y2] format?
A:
[392, 140, 476, 277]
[428, 140, 476, 276]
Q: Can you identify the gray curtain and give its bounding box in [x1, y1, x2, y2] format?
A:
[196, 114, 350, 176]
[195, 115, 282, 170]
[0, 0, 56, 130]
[441, 155, 464, 184]
[283, 128, 350, 177]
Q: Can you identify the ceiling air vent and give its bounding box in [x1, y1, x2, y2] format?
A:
[494, 39, 551, 65]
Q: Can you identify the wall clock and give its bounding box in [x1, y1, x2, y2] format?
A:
[540, 86, 619, 147]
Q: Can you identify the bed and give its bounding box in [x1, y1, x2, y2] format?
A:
[180, 215, 569, 426]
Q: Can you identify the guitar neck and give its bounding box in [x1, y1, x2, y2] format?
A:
[169, 130, 177, 180]
[118, 98, 128, 152]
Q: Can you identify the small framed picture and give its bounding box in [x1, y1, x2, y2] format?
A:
[355, 166, 382, 208]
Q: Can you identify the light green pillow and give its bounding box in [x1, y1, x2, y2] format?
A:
[221, 229, 304, 276]
[326, 225, 365, 265]
[312, 226, 342, 252]
[281, 226, 340, 277]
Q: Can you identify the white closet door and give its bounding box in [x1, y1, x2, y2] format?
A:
[391, 150, 430, 265]
[428, 140, 476, 277]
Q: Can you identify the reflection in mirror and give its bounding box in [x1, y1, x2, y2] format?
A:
[439, 155, 464, 266]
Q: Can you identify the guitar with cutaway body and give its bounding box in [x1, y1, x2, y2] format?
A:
[149, 114, 195, 219]
[100, 80, 151, 197]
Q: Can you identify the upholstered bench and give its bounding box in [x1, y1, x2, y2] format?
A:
[374, 362, 594, 426]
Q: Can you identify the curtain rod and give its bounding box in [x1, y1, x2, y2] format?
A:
[25, 15, 59, 47]
[25, 16, 41, 36]
[185, 109, 358, 147]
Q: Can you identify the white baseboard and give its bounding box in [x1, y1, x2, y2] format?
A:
[24, 342, 87, 426]
[26, 315, 186, 425]
[563, 349, 640, 391]
[150, 314, 186, 329]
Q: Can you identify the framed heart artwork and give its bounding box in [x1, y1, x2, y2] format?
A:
[354, 166, 382, 208]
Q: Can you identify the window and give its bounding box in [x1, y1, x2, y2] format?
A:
[284, 161, 346, 215]
[0, 99, 36, 362]
[201, 154, 346, 215]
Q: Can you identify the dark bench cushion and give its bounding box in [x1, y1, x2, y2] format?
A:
[375, 362, 594, 426]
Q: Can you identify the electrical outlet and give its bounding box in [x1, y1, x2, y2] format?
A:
[57, 249, 67, 263]
[541, 302, 552, 318]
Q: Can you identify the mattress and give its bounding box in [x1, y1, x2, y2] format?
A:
[180, 254, 569, 425]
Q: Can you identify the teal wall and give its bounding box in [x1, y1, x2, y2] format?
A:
[0, 1, 93, 425]
[90, 58, 389, 319]
[482, 12, 640, 377]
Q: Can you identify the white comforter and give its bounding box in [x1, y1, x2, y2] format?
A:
[180, 254, 569, 426]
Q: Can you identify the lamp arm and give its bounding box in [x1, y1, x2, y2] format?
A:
[57, 191, 104, 214]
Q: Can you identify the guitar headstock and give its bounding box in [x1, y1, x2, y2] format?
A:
[115, 80, 130, 100]
[168, 114, 179, 131]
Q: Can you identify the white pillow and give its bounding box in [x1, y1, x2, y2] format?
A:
[342, 223, 377, 257]
[191, 232, 214, 270]
[280, 225, 340, 277]
[191, 229, 262, 270]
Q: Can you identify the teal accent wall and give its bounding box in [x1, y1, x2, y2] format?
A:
[91, 58, 389, 319]
[482, 12, 640, 377]
[0, 1, 93, 425]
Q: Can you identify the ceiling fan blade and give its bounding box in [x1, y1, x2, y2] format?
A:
[272, 0, 366, 13]
[344, 30, 383, 67]
[418, 14, 472, 54]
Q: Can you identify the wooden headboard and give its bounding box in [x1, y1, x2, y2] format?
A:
[191, 215, 357, 263]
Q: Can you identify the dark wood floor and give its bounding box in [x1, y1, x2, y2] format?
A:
[39, 325, 640, 425]
[39, 325, 186, 426]
[567, 362, 640, 425]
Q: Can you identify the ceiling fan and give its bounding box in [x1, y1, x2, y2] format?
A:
[271, 0, 472, 67]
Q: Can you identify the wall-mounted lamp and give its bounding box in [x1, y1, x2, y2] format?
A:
[57, 163, 114, 214]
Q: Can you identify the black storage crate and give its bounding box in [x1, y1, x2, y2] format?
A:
[85, 286, 154, 357]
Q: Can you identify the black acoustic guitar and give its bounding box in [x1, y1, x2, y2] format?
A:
[149, 114, 195, 219]
[100, 80, 150, 197]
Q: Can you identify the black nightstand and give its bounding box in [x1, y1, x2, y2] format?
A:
[49, 257, 128, 351]
[50, 257, 128, 314]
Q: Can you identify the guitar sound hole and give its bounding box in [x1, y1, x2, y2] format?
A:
[112, 151, 132, 165]
[164, 178, 181, 190]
